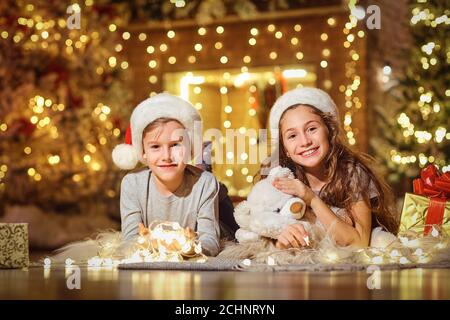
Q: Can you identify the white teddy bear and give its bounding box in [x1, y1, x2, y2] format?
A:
[234, 166, 308, 243]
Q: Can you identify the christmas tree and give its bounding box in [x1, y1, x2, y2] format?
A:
[372, 0, 449, 186]
[0, 1, 131, 216]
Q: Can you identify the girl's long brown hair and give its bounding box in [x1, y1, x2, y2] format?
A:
[259, 104, 399, 234]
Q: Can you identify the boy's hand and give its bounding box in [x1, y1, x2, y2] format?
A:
[184, 226, 196, 239]
[275, 224, 310, 249]
[138, 223, 149, 236]
[272, 177, 316, 205]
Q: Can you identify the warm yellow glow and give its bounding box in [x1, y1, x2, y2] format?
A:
[188, 55, 196, 63]
[27, 168, 36, 176]
[160, 43, 168, 52]
[180, 74, 205, 100]
[282, 69, 307, 78]
[198, 27, 206, 36]
[148, 60, 157, 68]
[167, 30, 175, 39]
[84, 155, 92, 163]
[243, 55, 251, 63]
[224, 105, 232, 113]
[48, 155, 60, 165]
[194, 43, 202, 51]
[220, 86, 228, 94]
[168, 56, 177, 64]
[139, 33, 147, 41]
[108, 56, 117, 67]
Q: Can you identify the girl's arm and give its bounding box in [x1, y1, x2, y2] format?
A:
[309, 195, 372, 247]
[120, 174, 144, 241]
[273, 177, 372, 248]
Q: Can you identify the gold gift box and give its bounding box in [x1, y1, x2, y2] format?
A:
[0, 223, 30, 268]
[400, 193, 450, 235]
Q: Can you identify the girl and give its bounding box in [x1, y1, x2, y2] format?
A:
[266, 87, 399, 249]
[112, 93, 220, 256]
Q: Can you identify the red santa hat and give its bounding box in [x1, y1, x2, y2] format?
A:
[112, 93, 201, 170]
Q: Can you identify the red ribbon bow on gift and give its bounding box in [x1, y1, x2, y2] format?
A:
[413, 164, 450, 198]
[413, 164, 450, 235]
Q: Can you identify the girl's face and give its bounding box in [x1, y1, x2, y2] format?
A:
[142, 121, 187, 182]
[280, 105, 330, 171]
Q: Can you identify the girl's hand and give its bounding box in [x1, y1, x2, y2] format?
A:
[275, 224, 310, 249]
[272, 177, 316, 205]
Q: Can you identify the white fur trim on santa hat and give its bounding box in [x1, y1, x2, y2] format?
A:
[269, 87, 338, 132]
[269, 87, 338, 146]
[112, 144, 139, 170]
[112, 93, 201, 170]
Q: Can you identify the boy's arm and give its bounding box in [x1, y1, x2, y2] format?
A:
[120, 174, 143, 241]
[197, 176, 221, 256]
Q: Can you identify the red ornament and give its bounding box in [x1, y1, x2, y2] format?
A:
[11, 118, 36, 138]
[67, 88, 83, 109]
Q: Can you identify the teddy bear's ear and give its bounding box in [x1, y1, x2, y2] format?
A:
[277, 166, 292, 178]
[268, 166, 281, 176]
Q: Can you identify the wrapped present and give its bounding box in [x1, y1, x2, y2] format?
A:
[400, 165, 450, 235]
[0, 223, 29, 268]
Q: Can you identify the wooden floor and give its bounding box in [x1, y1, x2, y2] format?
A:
[1, 257, 449, 299]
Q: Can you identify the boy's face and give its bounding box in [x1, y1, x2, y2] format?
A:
[142, 121, 188, 183]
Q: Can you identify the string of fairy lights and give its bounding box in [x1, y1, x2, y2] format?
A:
[389, 1, 450, 171]
[106, 2, 368, 195]
[0, 2, 122, 196]
[2, 1, 416, 196]
[340, 0, 363, 147]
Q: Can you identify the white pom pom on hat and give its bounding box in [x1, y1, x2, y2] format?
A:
[269, 87, 339, 147]
[112, 126, 138, 170]
[112, 93, 201, 170]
